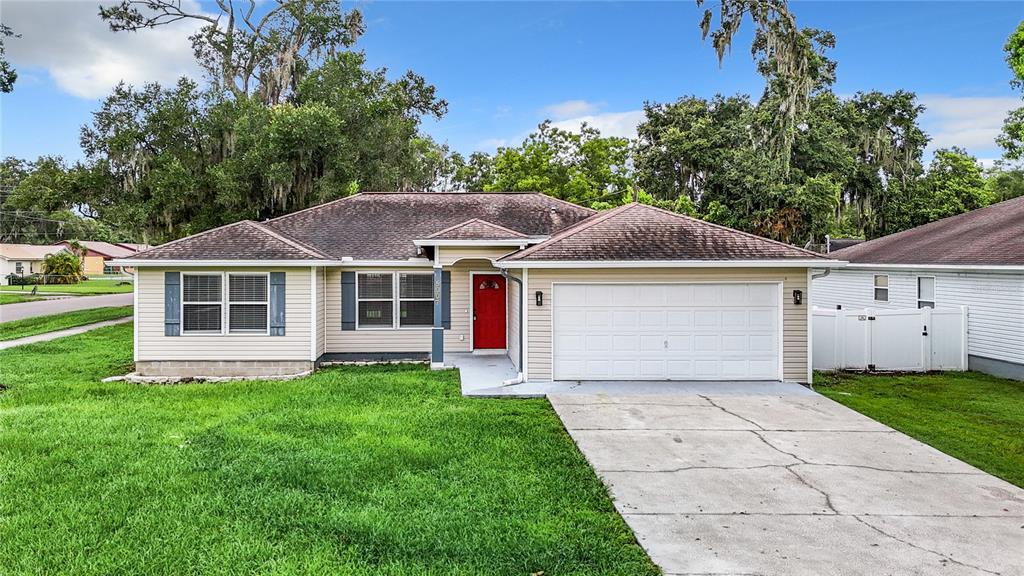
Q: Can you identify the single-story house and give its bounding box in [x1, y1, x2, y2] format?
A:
[54, 240, 150, 275]
[0, 243, 69, 285]
[813, 195, 1024, 380]
[113, 192, 841, 381]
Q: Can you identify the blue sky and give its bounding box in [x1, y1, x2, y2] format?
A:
[2, 1, 1022, 166]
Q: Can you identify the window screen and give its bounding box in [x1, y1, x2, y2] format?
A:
[357, 273, 395, 328]
[184, 275, 222, 302]
[228, 274, 268, 332]
[398, 273, 434, 327]
[183, 274, 223, 333]
[873, 275, 888, 302]
[917, 277, 935, 309]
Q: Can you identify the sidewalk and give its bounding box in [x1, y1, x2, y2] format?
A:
[0, 293, 133, 322]
[0, 317, 132, 350]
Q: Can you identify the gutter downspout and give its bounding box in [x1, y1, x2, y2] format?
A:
[807, 268, 831, 392]
[500, 269, 525, 385]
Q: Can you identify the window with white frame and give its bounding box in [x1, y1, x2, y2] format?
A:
[228, 273, 269, 333]
[399, 273, 434, 327]
[873, 274, 888, 302]
[357, 272, 395, 328]
[356, 272, 434, 329]
[14, 262, 23, 275]
[917, 276, 935, 309]
[183, 274, 223, 333]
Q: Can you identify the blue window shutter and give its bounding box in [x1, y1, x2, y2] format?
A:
[341, 271, 356, 330]
[441, 271, 451, 329]
[164, 271, 180, 336]
[269, 272, 286, 336]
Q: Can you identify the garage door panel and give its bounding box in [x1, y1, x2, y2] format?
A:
[553, 283, 780, 381]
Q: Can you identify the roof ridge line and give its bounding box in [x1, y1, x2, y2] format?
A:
[636, 202, 827, 259]
[266, 193, 363, 225]
[426, 218, 529, 239]
[503, 203, 638, 260]
[249, 221, 330, 259]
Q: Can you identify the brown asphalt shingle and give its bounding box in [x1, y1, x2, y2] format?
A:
[265, 192, 595, 259]
[131, 221, 329, 261]
[500, 203, 827, 262]
[832, 195, 1024, 266]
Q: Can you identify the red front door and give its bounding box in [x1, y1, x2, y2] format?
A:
[473, 274, 507, 349]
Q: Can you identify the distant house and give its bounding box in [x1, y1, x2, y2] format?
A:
[0, 244, 69, 285]
[53, 241, 151, 275]
[814, 196, 1024, 380]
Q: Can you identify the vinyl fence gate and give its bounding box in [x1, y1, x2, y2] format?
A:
[812, 306, 968, 372]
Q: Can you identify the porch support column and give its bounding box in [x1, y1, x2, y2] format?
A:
[431, 265, 444, 369]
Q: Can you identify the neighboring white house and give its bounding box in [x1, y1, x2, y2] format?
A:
[0, 244, 68, 285]
[814, 196, 1024, 380]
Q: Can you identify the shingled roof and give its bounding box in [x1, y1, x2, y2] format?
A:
[500, 203, 827, 262]
[131, 220, 329, 261]
[425, 218, 529, 240]
[264, 192, 594, 259]
[832, 195, 1024, 266]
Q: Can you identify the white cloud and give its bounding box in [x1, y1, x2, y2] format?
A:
[477, 137, 508, 150]
[919, 95, 1019, 152]
[550, 109, 646, 139]
[543, 99, 603, 120]
[3, 0, 208, 99]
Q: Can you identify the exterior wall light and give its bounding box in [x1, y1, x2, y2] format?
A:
[793, 289, 803, 305]
[535, 291, 544, 306]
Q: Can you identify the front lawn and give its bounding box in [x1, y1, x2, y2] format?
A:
[0, 279, 133, 294]
[0, 306, 133, 341]
[0, 294, 44, 305]
[816, 371, 1024, 487]
[0, 323, 656, 576]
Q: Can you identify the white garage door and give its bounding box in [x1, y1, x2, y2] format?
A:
[553, 283, 781, 381]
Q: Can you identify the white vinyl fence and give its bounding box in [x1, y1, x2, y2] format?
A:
[813, 306, 968, 372]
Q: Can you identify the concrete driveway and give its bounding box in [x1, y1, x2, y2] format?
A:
[550, 391, 1024, 576]
[0, 293, 132, 322]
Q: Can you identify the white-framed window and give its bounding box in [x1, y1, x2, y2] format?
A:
[356, 271, 434, 329]
[14, 262, 23, 275]
[398, 272, 434, 327]
[228, 273, 269, 334]
[357, 272, 395, 328]
[873, 274, 888, 302]
[182, 273, 223, 334]
[917, 276, 935, 309]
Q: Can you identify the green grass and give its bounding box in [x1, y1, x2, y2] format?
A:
[0, 324, 656, 576]
[0, 306, 133, 341]
[0, 279, 133, 294]
[0, 293, 44, 305]
[816, 371, 1024, 487]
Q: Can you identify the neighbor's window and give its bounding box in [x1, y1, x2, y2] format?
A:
[228, 274, 269, 333]
[183, 274, 223, 333]
[399, 273, 434, 327]
[14, 262, 23, 275]
[873, 275, 888, 302]
[917, 276, 935, 309]
[357, 272, 394, 328]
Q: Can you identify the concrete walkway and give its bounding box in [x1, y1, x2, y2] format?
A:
[0, 293, 132, 322]
[0, 317, 133, 350]
[550, 392, 1024, 576]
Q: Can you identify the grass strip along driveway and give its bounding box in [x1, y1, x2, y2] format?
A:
[0, 306, 133, 341]
[0, 323, 656, 576]
[0, 294, 44, 305]
[0, 279, 133, 295]
[816, 370, 1024, 488]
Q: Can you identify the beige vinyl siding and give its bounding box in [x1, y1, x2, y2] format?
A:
[437, 246, 517, 267]
[325, 268, 432, 353]
[525, 268, 809, 382]
[136, 267, 312, 361]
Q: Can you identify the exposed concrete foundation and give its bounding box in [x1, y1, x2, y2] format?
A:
[968, 354, 1024, 381]
[135, 360, 314, 378]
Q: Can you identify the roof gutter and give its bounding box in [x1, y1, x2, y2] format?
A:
[494, 259, 847, 269]
[841, 263, 1024, 272]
